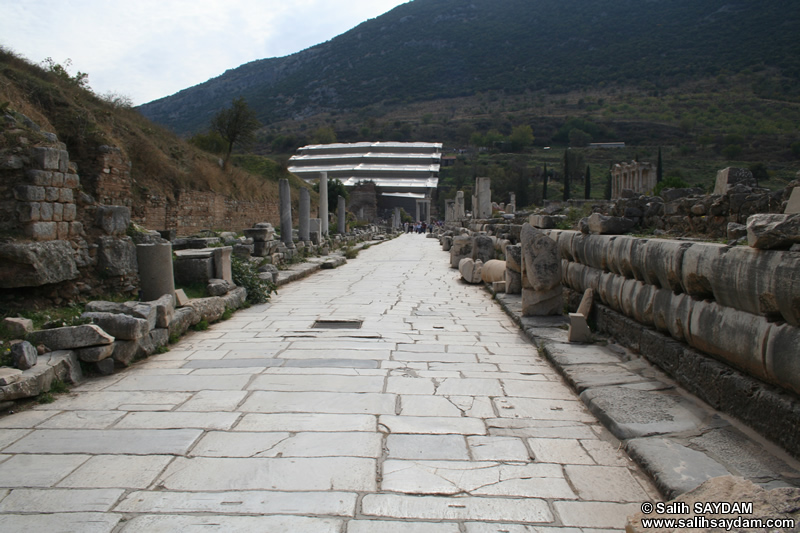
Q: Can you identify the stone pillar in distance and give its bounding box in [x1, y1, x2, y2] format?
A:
[319, 172, 329, 237]
[279, 179, 293, 247]
[299, 188, 310, 242]
[337, 195, 346, 235]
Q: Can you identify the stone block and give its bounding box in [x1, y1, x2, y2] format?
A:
[17, 202, 40, 223]
[243, 228, 274, 242]
[95, 357, 116, 375]
[97, 236, 138, 277]
[152, 294, 175, 328]
[58, 188, 74, 203]
[746, 213, 800, 250]
[714, 167, 755, 195]
[0, 240, 78, 288]
[28, 324, 114, 351]
[45, 187, 60, 201]
[212, 246, 233, 282]
[26, 169, 52, 186]
[75, 343, 114, 363]
[222, 286, 247, 310]
[449, 236, 473, 268]
[207, 278, 235, 296]
[31, 146, 61, 170]
[174, 256, 213, 285]
[458, 258, 483, 284]
[726, 222, 747, 241]
[3, 317, 34, 337]
[186, 297, 226, 323]
[521, 286, 563, 316]
[0, 350, 82, 402]
[14, 185, 46, 202]
[25, 221, 56, 241]
[491, 281, 506, 293]
[62, 203, 76, 222]
[0, 367, 23, 386]
[137, 242, 175, 302]
[96, 206, 131, 236]
[112, 340, 140, 367]
[11, 341, 38, 370]
[63, 173, 80, 188]
[520, 223, 561, 292]
[529, 214, 565, 229]
[473, 235, 494, 263]
[51, 172, 64, 187]
[169, 306, 200, 338]
[52, 202, 63, 222]
[764, 323, 800, 395]
[586, 213, 635, 235]
[174, 289, 190, 307]
[81, 312, 150, 341]
[786, 187, 800, 214]
[504, 269, 522, 294]
[56, 221, 69, 239]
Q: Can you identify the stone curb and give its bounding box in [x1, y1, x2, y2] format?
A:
[492, 290, 800, 500]
[274, 239, 385, 287]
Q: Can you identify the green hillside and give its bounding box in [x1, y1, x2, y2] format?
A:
[138, 0, 800, 134]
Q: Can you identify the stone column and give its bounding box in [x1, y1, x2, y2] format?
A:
[456, 191, 465, 220]
[299, 188, 310, 242]
[394, 207, 401, 229]
[136, 242, 175, 302]
[508, 193, 516, 214]
[279, 178, 293, 247]
[476, 177, 491, 219]
[415, 200, 421, 222]
[309, 218, 321, 244]
[338, 195, 346, 235]
[319, 172, 329, 237]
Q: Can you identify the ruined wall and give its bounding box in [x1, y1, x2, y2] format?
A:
[0, 129, 138, 307]
[84, 148, 281, 236]
[131, 190, 280, 237]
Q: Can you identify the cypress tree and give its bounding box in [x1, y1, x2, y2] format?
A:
[605, 172, 612, 200]
[657, 147, 663, 183]
[585, 165, 591, 199]
[542, 162, 548, 203]
[563, 149, 571, 201]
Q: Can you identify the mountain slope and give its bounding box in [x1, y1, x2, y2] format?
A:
[138, 0, 800, 135]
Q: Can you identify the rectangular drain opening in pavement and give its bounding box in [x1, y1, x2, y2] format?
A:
[312, 320, 363, 329]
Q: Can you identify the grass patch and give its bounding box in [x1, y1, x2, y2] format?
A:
[37, 392, 55, 404]
[344, 247, 359, 259]
[177, 283, 209, 300]
[49, 379, 69, 394]
[191, 320, 209, 331]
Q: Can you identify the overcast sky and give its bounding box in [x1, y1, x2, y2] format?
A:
[1, 0, 409, 105]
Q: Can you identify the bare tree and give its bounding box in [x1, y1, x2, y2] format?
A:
[211, 97, 260, 169]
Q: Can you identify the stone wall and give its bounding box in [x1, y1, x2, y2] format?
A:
[132, 190, 280, 238]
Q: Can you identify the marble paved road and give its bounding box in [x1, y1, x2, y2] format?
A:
[0, 233, 659, 532]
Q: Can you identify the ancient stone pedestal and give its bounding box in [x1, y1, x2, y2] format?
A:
[445, 199, 455, 223]
[309, 218, 322, 245]
[319, 172, 329, 237]
[279, 179, 293, 246]
[520, 223, 563, 316]
[507, 192, 516, 214]
[136, 242, 175, 302]
[337, 195, 346, 235]
[785, 187, 800, 215]
[299, 188, 310, 242]
[393, 207, 401, 229]
[456, 191, 465, 220]
[212, 246, 232, 283]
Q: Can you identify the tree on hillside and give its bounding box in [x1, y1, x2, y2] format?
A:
[605, 172, 613, 200]
[312, 126, 337, 145]
[584, 165, 591, 199]
[211, 97, 261, 169]
[509, 125, 534, 152]
[562, 149, 571, 201]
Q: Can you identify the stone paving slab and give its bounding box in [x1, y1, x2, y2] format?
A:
[0, 235, 669, 531]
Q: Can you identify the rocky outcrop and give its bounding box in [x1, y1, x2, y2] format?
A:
[0, 241, 79, 288]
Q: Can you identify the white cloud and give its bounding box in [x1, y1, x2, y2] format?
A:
[0, 0, 408, 105]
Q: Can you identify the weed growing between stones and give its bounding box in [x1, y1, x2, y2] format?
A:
[191, 320, 209, 332]
[344, 247, 359, 259]
[37, 392, 55, 404]
[231, 256, 276, 304]
[168, 333, 180, 344]
[221, 308, 233, 321]
[156, 345, 170, 354]
[49, 379, 69, 394]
